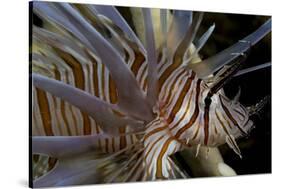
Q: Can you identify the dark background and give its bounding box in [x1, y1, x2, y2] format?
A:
[198, 12, 271, 175]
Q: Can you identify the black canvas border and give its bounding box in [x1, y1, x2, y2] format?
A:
[29, 1, 33, 188]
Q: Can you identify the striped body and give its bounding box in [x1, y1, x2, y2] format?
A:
[32, 18, 147, 178]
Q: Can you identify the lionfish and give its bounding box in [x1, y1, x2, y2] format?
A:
[30, 1, 271, 187]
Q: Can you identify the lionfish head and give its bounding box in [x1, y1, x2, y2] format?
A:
[201, 86, 254, 145]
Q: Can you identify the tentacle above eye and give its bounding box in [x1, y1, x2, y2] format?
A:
[188, 19, 271, 78]
[206, 51, 248, 97]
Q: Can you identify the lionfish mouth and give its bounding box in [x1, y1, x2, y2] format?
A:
[30, 1, 271, 187]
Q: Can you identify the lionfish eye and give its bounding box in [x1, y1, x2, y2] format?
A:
[204, 96, 212, 106]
